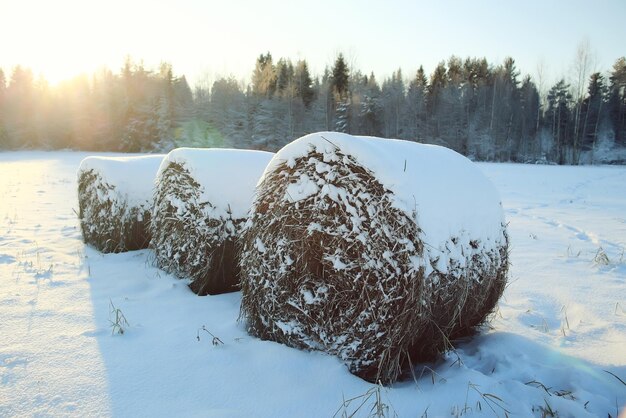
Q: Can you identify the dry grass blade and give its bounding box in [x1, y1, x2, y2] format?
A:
[604, 370, 626, 386]
[109, 299, 129, 336]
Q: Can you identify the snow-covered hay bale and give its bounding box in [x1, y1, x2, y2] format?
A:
[239, 132, 508, 384]
[152, 148, 274, 296]
[77, 155, 164, 253]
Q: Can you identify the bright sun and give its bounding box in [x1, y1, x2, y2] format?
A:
[3, 0, 140, 85]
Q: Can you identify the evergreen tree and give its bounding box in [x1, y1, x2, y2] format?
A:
[5, 66, 37, 148]
[0, 69, 7, 148]
[210, 77, 248, 148]
[174, 76, 194, 115]
[332, 53, 349, 99]
[492, 57, 521, 160]
[330, 54, 351, 132]
[92, 68, 125, 151]
[580, 72, 608, 154]
[275, 58, 294, 95]
[381, 69, 405, 138]
[440, 56, 468, 153]
[335, 100, 350, 133]
[294, 60, 314, 108]
[359, 72, 383, 136]
[546, 79, 573, 164]
[518, 75, 540, 160]
[307, 75, 333, 133]
[159, 62, 175, 122]
[608, 57, 626, 146]
[427, 61, 447, 116]
[252, 53, 277, 98]
[405, 66, 427, 141]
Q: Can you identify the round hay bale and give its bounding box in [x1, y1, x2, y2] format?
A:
[151, 148, 274, 296]
[77, 155, 164, 253]
[239, 132, 509, 384]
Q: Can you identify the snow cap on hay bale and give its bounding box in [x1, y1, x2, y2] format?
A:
[239, 132, 509, 384]
[152, 148, 274, 296]
[77, 155, 164, 253]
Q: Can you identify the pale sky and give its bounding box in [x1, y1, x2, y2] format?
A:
[2, 0, 625, 89]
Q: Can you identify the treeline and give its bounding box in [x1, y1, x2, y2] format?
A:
[0, 59, 193, 152]
[1, 54, 625, 164]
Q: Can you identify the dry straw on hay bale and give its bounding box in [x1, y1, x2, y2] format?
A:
[151, 148, 274, 296]
[77, 155, 164, 253]
[239, 132, 509, 384]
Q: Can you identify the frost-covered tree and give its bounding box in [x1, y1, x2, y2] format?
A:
[334, 99, 350, 133]
[306, 75, 333, 133]
[381, 69, 405, 139]
[210, 77, 248, 148]
[357, 72, 383, 137]
[329, 54, 351, 133]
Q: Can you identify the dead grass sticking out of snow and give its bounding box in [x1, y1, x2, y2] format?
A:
[77, 169, 152, 253]
[151, 161, 241, 295]
[239, 146, 509, 384]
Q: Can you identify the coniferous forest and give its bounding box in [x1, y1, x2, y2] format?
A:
[1, 53, 625, 164]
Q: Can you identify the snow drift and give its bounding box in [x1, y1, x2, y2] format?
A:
[151, 148, 274, 295]
[77, 155, 164, 253]
[240, 132, 509, 383]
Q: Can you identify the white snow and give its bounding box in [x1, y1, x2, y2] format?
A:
[78, 154, 164, 207]
[157, 148, 274, 219]
[285, 173, 319, 202]
[0, 151, 625, 417]
[264, 132, 506, 261]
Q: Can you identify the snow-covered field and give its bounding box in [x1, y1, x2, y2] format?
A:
[0, 151, 624, 417]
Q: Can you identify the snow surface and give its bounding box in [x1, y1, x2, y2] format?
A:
[157, 148, 274, 219]
[266, 132, 506, 258]
[78, 155, 164, 207]
[1, 151, 625, 417]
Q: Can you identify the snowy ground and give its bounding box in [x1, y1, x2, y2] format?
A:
[0, 151, 624, 417]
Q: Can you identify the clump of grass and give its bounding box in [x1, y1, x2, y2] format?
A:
[17, 243, 54, 278]
[333, 382, 397, 418]
[593, 247, 610, 266]
[566, 245, 581, 258]
[526, 380, 577, 400]
[532, 399, 558, 417]
[196, 325, 224, 346]
[462, 382, 510, 417]
[560, 306, 570, 337]
[109, 300, 129, 335]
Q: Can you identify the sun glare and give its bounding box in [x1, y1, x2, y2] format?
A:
[3, 0, 129, 86]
